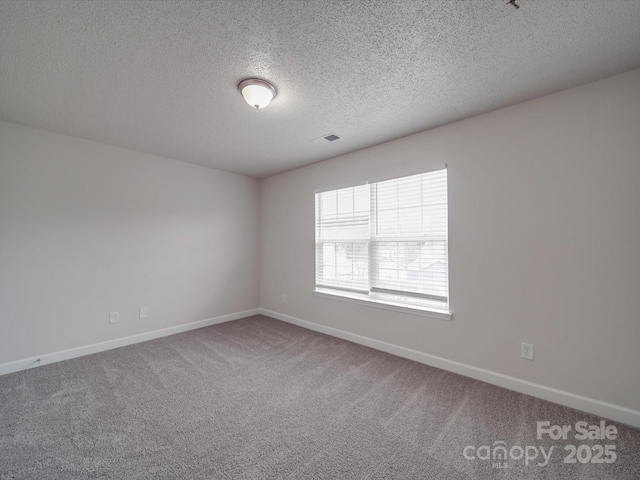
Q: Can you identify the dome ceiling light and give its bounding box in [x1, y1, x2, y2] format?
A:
[238, 78, 277, 110]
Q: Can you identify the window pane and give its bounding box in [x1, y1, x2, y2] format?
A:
[316, 183, 371, 291]
[376, 209, 397, 236]
[376, 169, 447, 238]
[316, 242, 369, 291]
[354, 186, 370, 212]
[336, 189, 353, 214]
[321, 190, 337, 217]
[371, 169, 448, 305]
[316, 184, 370, 241]
[398, 206, 422, 235]
[372, 240, 448, 297]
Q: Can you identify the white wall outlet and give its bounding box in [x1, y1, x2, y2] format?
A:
[109, 312, 119, 324]
[139, 307, 148, 319]
[521, 342, 534, 360]
[282, 294, 287, 303]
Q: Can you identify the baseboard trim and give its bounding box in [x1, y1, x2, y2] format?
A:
[0, 308, 260, 377]
[259, 308, 640, 429]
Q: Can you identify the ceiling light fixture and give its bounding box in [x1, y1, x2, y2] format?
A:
[238, 78, 277, 109]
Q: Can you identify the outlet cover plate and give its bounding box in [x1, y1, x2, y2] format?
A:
[521, 342, 534, 360]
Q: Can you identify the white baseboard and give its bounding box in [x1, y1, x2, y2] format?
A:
[259, 308, 640, 429]
[0, 308, 260, 377]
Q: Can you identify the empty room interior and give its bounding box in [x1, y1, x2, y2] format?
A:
[1, 1, 640, 479]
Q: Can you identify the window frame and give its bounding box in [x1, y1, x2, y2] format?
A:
[314, 167, 451, 320]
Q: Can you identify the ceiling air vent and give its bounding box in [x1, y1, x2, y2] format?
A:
[310, 133, 341, 145]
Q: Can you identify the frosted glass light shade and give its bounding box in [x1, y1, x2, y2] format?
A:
[238, 78, 277, 109]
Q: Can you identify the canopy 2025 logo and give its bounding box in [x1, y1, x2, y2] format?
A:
[463, 420, 618, 469]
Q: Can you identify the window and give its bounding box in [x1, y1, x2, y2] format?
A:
[315, 167, 449, 316]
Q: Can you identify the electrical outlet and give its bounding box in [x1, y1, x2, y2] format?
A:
[109, 312, 119, 324]
[139, 307, 148, 319]
[282, 294, 287, 303]
[521, 343, 534, 360]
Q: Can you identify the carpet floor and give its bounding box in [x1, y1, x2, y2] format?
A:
[1, 314, 639, 479]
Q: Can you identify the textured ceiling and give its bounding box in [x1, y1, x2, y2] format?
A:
[1, 1, 639, 178]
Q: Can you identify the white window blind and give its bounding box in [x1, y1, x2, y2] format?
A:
[315, 168, 448, 311]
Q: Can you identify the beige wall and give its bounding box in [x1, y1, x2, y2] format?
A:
[259, 69, 640, 412]
[0, 121, 260, 364]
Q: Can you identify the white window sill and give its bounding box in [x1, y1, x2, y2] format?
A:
[313, 288, 452, 321]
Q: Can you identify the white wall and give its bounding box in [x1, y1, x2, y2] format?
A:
[259, 68, 640, 413]
[2, 69, 638, 420]
[0, 121, 259, 365]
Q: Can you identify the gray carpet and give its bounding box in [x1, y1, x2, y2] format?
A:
[1, 315, 638, 479]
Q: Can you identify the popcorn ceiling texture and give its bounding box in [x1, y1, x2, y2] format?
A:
[0, 0, 639, 177]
